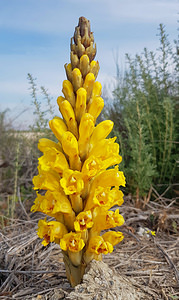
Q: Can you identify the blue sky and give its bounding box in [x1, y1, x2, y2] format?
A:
[0, 0, 178, 128]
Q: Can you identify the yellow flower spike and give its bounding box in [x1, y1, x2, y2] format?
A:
[61, 131, 81, 171]
[37, 219, 68, 246]
[31, 17, 126, 288]
[78, 113, 95, 160]
[87, 96, 104, 123]
[74, 210, 93, 232]
[83, 72, 95, 103]
[102, 231, 124, 246]
[38, 138, 62, 153]
[64, 63, 72, 82]
[72, 68, 83, 92]
[38, 148, 69, 175]
[60, 232, 85, 253]
[62, 80, 75, 108]
[49, 117, 67, 143]
[75, 87, 87, 123]
[90, 120, 114, 148]
[90, 60, 99, 78]
[58, 99, 78, 139]
[33, 170, 61, 192]
[79, 54, 90, 78]
[60, 169, 84, 196]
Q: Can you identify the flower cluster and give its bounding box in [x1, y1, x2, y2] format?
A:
[31, 16, 125, 286]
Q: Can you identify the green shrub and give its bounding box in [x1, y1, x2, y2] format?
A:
[109, 24, 178, 199]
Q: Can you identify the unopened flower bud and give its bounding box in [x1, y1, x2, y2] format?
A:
[80, 54, 90, 78]
[70, 51, 79, 69]
[75, 87, 87, 123]
[64, 63, 72, 82]
[49, 117, 67, 142]
[72, 68, 83, 92]
[90, 120, 114, 147]
[58, 100, 78, 139]
[90, 60, 99, 78]
[83, 72, 95, 103]
[62, 80, 75, 108]
[78, 113, 94, 160]
[88, 96, 104, 123]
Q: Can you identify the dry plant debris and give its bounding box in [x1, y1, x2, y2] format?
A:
[0, 196, 179, 299]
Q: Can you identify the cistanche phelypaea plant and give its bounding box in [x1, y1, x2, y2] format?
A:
[31, 16, 126, 287]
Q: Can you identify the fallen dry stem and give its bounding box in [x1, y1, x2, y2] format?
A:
[0, 196, 178, 299]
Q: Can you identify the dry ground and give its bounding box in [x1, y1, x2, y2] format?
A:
[0, 194, 178, 299]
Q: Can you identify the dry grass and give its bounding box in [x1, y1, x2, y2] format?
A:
[0, 195, 178, 299]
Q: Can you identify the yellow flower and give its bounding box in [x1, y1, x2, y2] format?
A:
[60, 232, 85, 252]
[33, 170, 61, 191]
[60, 169, 84, 195]
[38, 138, 62, 153]
[37, 219, 68, 246]
[32, 190, 72, 215]
[146, 230, 156, 236]
[81, 155, 101, 180]
[38, 148, 69, 175]
[91, 166, 126, 190]
[31, 192, 43, 213]
[85, 186, 124, 211]
[89, 137, 122, 169]
[86, 236, 113, 255]
[102, 231, 124, 246]
[91, 207, 125, 234]
[74, 210, 93, 232]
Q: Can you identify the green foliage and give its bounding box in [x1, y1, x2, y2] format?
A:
[27, 73, 55, 134]
[109, 24, 178, 198]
